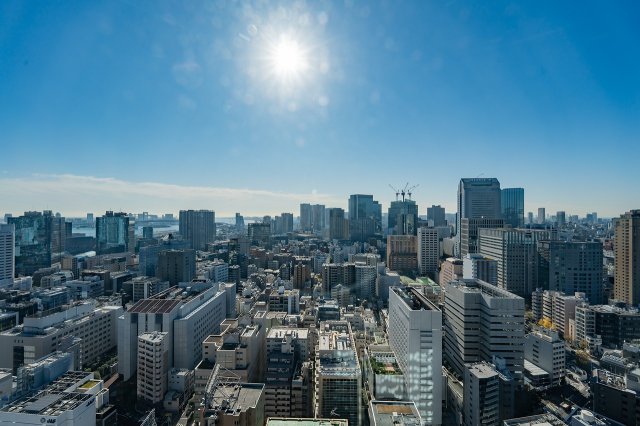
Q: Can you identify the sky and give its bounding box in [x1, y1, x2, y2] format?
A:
[1, 0, 639, 218]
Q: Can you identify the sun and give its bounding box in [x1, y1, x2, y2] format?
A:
[269, 35, 309, 80]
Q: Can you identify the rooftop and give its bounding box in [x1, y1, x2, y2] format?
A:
[266, 418, 348, 426]
[370, 400, 421, 426]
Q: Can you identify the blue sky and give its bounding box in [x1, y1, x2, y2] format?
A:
[1, 0, 639, 217]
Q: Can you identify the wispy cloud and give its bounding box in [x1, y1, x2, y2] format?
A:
[0, 174, 342, 217]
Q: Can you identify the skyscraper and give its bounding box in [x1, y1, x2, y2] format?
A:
[614, 210, 640, 305]
[0, 224, 15, 286]
[388, 286, 442, 424]
[348, 194, 381, 241]
[417, 227, 439, 277]
[478, 228, 557, 297]
[537, 207, 546, 224]
[8, 211, 53, 276]
[235, 213, 245, 233]
[501, 188, 524, 228]
[179, 210, 216, 250]
[427, 205, 446, 227]
[537, 241, 603, 304]
[300, 203, 312, 231]
[457, 178, 502, 256]
[556, 211, 566, 226]
[388, 199, 419, 235]
[328, 208, 348, 240]
[96, 211, 134, 254]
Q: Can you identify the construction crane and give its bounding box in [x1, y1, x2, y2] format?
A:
[389, 184, 400, 201]
[406, 184, 419, 200]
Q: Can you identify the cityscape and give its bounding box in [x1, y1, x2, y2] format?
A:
[1, 1, 639, 426]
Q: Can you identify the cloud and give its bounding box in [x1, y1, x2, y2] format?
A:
[0, 174, 343, 217]
[172, 60, 203, 88]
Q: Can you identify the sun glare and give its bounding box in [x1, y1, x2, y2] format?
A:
[269, 35, 308, 80]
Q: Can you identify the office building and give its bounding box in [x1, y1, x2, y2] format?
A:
[348, 194, 382, 241]
[369, 401, 422, 426]
[524, 327, 564, 388]
[462, 253, 498, 286]
[456, 178, 502, 256]
[139, 234, 190, 277]
[355, 263, 377, 301]
[157, 249, 196, 285]
[96, 211, 134, 254]
[427, 205, 446, 227]
[501, 188, 524, 228]
[201, 371, 265, 426]
[478, 228, 557, 297]
[128, 276, 170, 302]
[137, 331, 170, 404]
[527, 212, 534, 225]
[614, 210, 640, 305]
[0, 224, 14, 286]
[459, 218, 505, 257]
[142, 226, 154, 239]
[0, 302, 122, 372]
[389, 286, 442, 424]
[537, 207, 546, 224]
[386, 235, 417, 274]
[537, 241, 603, 304]
[179, 209, 216, 250]
[592, 369, 640, 425]
[417, 227, 439, 278]
[300, 203, 312, 231]
[439, 257, 463, 286]
[556, 211, 566, 226]
[314, 321, 361, 426]
[118, 283, 235, 380]
[388, 199, 419, 236]
[8, 211, 53, 276]
[248, 222, 271, 245]
[268, 288, 300, 314]
[444, 279, 525, 379]
[235, 212, 245, 233]
[328, 208, 349, 240]
[464, 362, 500, 426]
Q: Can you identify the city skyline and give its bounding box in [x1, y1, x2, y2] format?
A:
[1, 1, 639, 217]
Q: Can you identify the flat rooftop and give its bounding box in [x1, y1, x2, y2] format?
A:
[448, 278, 522, 299]
[370, 400, 421, 425]
[267, 419, 348, 426]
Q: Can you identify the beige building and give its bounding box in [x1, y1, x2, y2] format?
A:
[386, 235, 417, 274]
[614, 210, 640, 305]
[439, 257, 463, 286]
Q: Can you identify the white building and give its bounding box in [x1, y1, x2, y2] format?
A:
[444, 279, 525, 380]
[118, 282, 235, 380]
[0, 224, 14, 286]
[462, 253, 497, 286]
[0, 302, 122, 372]
[388, 286, 442, 425]
[524, 327, 565, 388]
[418, 227, 439, 278]
[137, 331, 170, 404]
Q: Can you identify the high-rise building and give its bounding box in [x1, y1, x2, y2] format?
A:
[274, 213, 294, 234]
[439, 257, 463, 286]
[314, 321, 361, 426]
[524, 327, 565, 388]
[0, 224, 14, 286]
[49, 213, 66, 264]
[8, 211, 53, 276]
[527, 212, 534, 225]
[537, 207, 546, 224]
[142, 226, 154, 240]
[537, 241, 603, 304]
[460, 218, 505, 256]
[457, 178, 502, 256]
[179, 209, 216, 250]
[137, 331, 170, 404]
[388, 199, 419, 235]
[556, 211, 566, 226]
[478, 228, 557, 298]
[444, 279, 525, 379]
[328, 208, 349, 240]
[417, 227, 439, 277]
[348, 194, 382, 241]
[157, 249, 196, 285]
[501, 188, 524, 228]
[96, 211, 134, 254]
[248, 222, 271, 245]
[300, 203, 312, 231]
[464, 363, 500, 426]
[463, 253, 498, 286]
[614, 210, 640, 305]
[386, 235, 417, 274]
[427, 205, 446, 227]
[312, 204, 326, 232]
[388, 287, 442, 424]
[235, 213, 245, 233]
